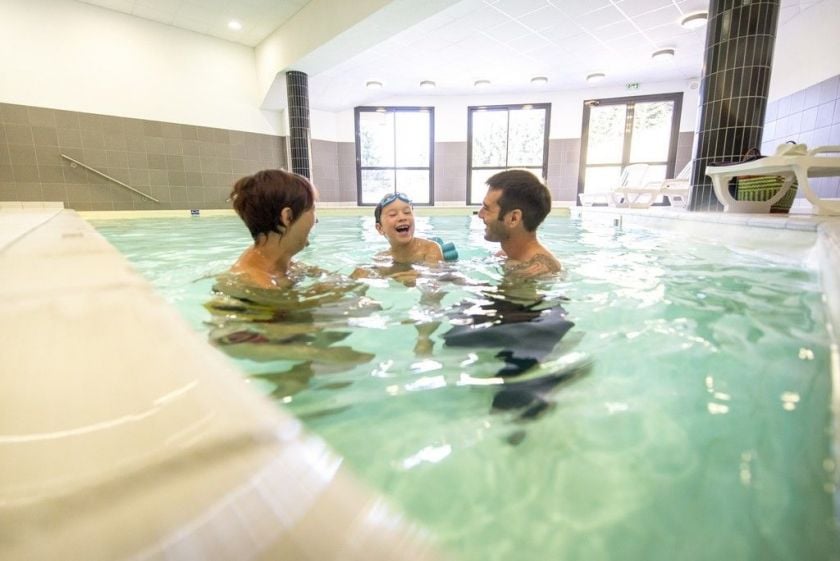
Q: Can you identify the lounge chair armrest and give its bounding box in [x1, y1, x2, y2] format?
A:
[808, 145, 840, 156]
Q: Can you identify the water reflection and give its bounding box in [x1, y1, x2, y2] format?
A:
[205, 272, 379, 397]
[206, 263, 591, 426]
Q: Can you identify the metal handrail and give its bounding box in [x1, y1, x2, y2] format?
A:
[60, 153, 160, 203]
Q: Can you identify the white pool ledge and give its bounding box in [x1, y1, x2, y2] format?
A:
[0, 206, 443, 561]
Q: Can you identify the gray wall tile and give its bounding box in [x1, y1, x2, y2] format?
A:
[0, 102, 286, 210]
[1, 104, 29, 124]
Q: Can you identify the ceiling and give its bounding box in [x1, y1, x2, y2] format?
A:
[76, 0, 309, 45]
[77, 0, 826, 112]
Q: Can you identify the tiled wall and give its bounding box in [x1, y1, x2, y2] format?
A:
[435, 141, 468, 202]
[761, 74, 840, 198]
[546, 138, 580, 203]
[0, 102, 286, 210]
[311, 139, 339, 201]
[311, 139, 357, 204]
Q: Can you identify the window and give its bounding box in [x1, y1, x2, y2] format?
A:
[466, 103, 551, 205]
[578, 93, 682, 204]
[355, 107, 434, 205]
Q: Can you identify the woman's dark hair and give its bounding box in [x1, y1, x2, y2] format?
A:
[486, 169, 552, 231]
[230, 169, 315, 240]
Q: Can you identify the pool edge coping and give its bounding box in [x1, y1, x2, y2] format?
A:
[0, 207, 445, 561]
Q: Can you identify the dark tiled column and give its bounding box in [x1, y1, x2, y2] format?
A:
[688, 0, 780, 211]
[285, 70, 311, 179]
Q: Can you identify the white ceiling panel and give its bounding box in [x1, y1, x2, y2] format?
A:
[516, 5, 566, 31]
[483, 17, 534, 40]
[605, 32, 649, 51]
[505, 32, 553, 54]
[594, 18, 643, 40]
[616, 0, 677, 18]
[575, 5, 628, 29]
[557, 0, 615, 18]
[492, 0, 550, 18]
[76, 0, 831, 111]
[458, 6, 511, 30]
[632, 5, 685, 31]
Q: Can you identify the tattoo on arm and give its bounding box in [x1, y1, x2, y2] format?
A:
[505, 254, 560, 277]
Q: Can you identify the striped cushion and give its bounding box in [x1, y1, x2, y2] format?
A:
[736, 175, 797, 213]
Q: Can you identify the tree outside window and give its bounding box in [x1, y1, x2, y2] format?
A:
[355, 107, 434, 205]
[467, 104, 551, 205]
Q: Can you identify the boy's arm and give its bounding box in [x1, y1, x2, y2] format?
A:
[424, 239, 444, 264]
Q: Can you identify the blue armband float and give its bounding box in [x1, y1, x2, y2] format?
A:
[431, 236, 459, 262]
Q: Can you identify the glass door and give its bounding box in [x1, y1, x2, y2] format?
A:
[355, 107, 434, 205]
[578, 93, 682, 204]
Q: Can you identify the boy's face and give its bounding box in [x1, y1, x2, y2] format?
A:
[376, 199, 415, 245]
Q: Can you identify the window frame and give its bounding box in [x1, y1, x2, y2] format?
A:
[577, 92, 683, 205]
[466, 103, 551, 206]
[354, 106, 435, 206]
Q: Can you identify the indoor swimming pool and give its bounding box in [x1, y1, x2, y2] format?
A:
[90, 213, 839, 561]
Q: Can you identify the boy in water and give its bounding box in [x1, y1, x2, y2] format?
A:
[352, 192, 447, 353]
[373, 192, 443, 264]
[352, 192, 444, 283]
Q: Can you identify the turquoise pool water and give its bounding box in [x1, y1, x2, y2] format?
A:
[91, 214, 838, 561]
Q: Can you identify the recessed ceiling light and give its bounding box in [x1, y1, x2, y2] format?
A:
[531, 76, 548, 85]
[651, 48, 676, 61]
[474, 79, 491, 88]
[228, 20, 242, 31]
[419, 80, 436, 89]
[586, 73, 605, 84]
[366, 80, 383, 90]
[680, 12, 708, 29]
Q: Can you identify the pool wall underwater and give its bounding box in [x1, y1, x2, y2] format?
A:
[1, 202, 839, 560]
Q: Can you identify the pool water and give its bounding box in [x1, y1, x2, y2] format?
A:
[91, 214, 839, 561]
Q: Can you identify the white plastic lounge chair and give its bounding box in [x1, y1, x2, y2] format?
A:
[578, 191, 610, 206]
[650, 161, 692, 207]
[608, 163, 651, 208]
[610, 162, 692, 209]
[707, 144, 840, 215]
[578, 163, 649, 207]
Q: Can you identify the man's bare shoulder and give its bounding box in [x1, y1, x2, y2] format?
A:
[504, 252, 562, 278]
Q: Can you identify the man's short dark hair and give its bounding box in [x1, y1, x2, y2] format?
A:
[486, 169, 552, 231]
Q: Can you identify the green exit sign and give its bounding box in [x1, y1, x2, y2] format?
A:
[626, 82, 640, 90]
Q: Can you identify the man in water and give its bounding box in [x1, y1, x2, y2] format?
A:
[445, 173, 576, 422]
[477, 169, 562, 278]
